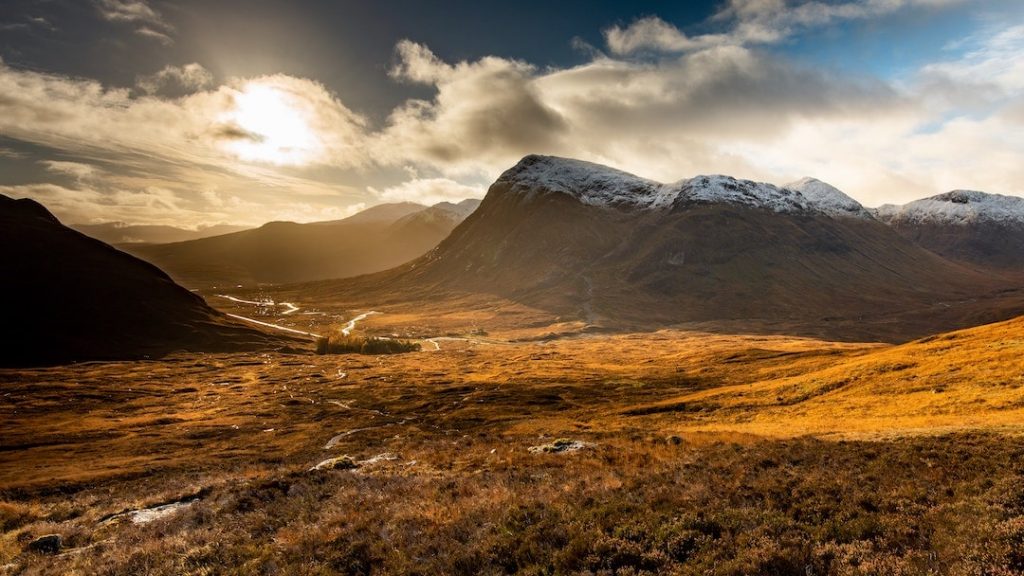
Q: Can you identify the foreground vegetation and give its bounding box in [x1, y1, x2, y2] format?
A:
[315, 333, 421, 355]
[4, 434, 1024, 575]
[3, 315, 1024, 574]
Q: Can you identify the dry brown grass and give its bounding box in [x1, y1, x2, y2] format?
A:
[3, 314, 1024, 573]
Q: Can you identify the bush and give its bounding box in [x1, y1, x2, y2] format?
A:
[315, 334, 420, 355]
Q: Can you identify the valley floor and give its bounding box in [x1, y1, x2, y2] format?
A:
[2, 310, 1024, 574]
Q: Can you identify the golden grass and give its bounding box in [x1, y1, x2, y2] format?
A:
[4, 314, 1024, 572]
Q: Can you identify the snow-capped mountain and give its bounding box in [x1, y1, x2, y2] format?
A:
[873, 190, 1024, 269]
[498, 155, 870, 218]
[785, 177, 873, 219]
[324, 155, 1007, 340]
[874, 190, 1024, 226]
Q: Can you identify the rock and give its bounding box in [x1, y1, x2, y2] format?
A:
[27, 534, 61, 554]
[528, 438, 591, 454]
[311, 455, 358, 471]
[360, 453, 400, 466]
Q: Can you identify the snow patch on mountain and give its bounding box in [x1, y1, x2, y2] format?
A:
[874, 190, 1024, 226]
[785, 177, 872, 219]
[498, 155, 870, 218]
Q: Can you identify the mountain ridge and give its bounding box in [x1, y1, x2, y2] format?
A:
[0, 194, 297, 366]
[288, 155, 1023, 342]
[125, 200, 481, 288]
[498, 155, 873, 218]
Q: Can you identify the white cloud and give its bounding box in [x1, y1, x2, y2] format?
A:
[369, 178, 484, 206]
[605, 16, 730, 54]
[919, 24, 1024, 99]
[3, 3, 1023, 227]
[372, 40, 902, 184]
[41, 160, 99, 182]
[0, 60, 372, 227]
[606, 1, 968, 55]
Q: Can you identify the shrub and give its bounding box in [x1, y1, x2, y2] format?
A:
[315, 333, 420, 355]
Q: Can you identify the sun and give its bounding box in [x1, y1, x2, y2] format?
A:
[218, 81, 322, 166]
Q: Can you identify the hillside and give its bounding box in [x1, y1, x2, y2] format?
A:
[125, 200, 479, 288]
[0, 194, 299, 366]
[294, 155, 1020, 341]
[624, 313, 1024, 437]
[874, 190, 1024, 270]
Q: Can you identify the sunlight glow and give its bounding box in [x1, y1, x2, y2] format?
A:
[219, 81, 322, 166]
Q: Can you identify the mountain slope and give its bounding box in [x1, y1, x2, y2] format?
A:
[125, 200, 479, 288]
[874, 190, 1024, 270]
[785, 177, 873, 219]
[304, 155, 1020, 340]
[631, 313, 1024, 436]
[0, 195, 297, 366]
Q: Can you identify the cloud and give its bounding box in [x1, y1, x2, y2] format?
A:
[41, 160, 99, 182]
[376, 41, 568, 177]
[0, 60, 372, 227]
[94, 0, 174, 44]
[136, 63, 214, 95]
[134, 26, 174, 45]
[373, 40, 901, 183]
[0, 147, 28, 159]
[0, 60, 368, 171]
[604, 16, 730, 54]
[27, 16, 56, 31]
[918, 24, 1024, 104]
[606, 1, 967, 55]
[369, 178, 484, 206]
[3, 3, 1022, 227]
[0, 182, 191, 225]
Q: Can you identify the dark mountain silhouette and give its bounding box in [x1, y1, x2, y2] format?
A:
[0, 194, 299, 366]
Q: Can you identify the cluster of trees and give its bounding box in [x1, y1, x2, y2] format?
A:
[315, 334, 420, 355]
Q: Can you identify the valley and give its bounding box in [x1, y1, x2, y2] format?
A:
[3, 155, 1024, 575]
[4, 310, 1024, 574]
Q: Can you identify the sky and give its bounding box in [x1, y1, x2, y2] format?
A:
[1, 0, 1023, 228]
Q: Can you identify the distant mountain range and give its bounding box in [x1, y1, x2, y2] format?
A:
[10, 154, 1024, 358]
[70, 222, 249, 245]
[122, 199, 481, 288]
[874, 191, 1024, 270]
[305, 155, 1024, 340]
[0, 194, 298, 366]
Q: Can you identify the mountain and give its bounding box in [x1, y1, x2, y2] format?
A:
[0, 194, 298, 367]
[306, 155, 1021, 340]
[873, 190, 1024, 270]
[323, 201, 426, 225]
[784, 177, 873, 219]
[390, 199, 482, 239]
[71, 222, 249, 245]
[125, 200, 480, 288]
